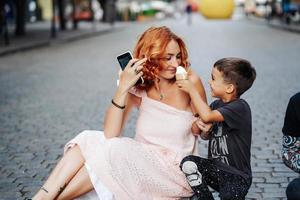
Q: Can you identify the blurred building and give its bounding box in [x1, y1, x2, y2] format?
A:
[1, 0, 188, 47]
[0, 0, 118, 40]
[116, 0, 185, 21]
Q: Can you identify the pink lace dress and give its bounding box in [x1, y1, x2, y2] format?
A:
[65, 90, 198, 200]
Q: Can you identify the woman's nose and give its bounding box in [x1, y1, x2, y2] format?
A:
[170, 57, 179, 67]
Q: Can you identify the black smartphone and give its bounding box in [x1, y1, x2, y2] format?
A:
[117, 51, 132, 70]
[117, 51, 144, 85]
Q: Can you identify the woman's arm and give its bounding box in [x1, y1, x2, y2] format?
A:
[104, 92, 140, 138]
[191, 120, 202, 135]
[103, 87, 129, 138]
[103, 58, 145, 138]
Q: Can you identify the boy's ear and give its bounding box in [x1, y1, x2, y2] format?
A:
[226, 83, 235, 94]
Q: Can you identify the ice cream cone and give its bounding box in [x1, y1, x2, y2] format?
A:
[176, 66, 188, 80]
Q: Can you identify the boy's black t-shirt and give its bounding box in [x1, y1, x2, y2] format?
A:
[208, 99, 252, 180]
[282, 92, 300, 137]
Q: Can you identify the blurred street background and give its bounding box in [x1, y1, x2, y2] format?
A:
[1, 0, 300, 199]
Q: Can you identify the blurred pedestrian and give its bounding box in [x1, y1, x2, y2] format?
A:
[0, 0, 10, 45]
[98, 0, 116, 25]
[282, 92, 300, 200]
[31, 26, 207, 200]
[186, 4, 192, 25]
[178, 58, 256, 200]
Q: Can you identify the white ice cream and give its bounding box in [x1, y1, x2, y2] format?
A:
[176, 66, 188, 80]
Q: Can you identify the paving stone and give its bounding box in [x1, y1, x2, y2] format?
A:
[252, 167, 273, 173]
[256, 183, 280, 188]
[262, 191, 286, 198]
[246, 192, 262, 200]
[252, 177, 265, 183]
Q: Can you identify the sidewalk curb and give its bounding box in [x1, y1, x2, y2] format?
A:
[52, 26, 119, 44]
[0, 41, 50, 57]
[0, 25, 122, 57]
[246, 15, 300, 33]
[267, 20, 300, 33]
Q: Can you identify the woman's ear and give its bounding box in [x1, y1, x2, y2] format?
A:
[154, 77, 160, 91]
[226, 83, 235, 94]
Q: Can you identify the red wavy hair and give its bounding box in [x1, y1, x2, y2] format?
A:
[133, 26, 189, 90]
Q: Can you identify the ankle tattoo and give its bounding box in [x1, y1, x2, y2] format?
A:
[41, 187, 49, 193]
[58, 183, 67, 195]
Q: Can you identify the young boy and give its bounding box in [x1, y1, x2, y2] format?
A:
[176, 57, 256, 200]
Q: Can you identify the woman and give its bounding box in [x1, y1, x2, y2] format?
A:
[32, 26, 207, 200]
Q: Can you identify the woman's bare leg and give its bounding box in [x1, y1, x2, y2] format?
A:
[56, 165, 93, 200]
[32, 146, 85, 200]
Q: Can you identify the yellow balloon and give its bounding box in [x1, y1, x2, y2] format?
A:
[199, 0, 235, 19]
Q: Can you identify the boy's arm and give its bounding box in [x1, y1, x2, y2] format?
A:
[189, 90, 224, 123]
[187, 70, 207, 113]
[177, 78, 224, 123]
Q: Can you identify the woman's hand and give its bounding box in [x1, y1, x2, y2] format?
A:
[118, 58, 146, 92]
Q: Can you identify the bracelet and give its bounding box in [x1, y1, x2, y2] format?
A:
[111, 99, 126, 109]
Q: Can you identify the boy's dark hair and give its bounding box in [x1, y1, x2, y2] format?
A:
[214, 57, 256, 97]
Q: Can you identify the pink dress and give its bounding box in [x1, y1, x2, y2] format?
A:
[65, 90, 198, 200]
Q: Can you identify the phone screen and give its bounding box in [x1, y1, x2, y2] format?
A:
[117, 52, 132, 70]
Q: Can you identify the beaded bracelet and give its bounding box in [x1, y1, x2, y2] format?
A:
[111, 99, 126, 109]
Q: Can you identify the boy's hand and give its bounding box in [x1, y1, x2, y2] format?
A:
[176, 79, 197, 95]
[195, 118, 212, 132]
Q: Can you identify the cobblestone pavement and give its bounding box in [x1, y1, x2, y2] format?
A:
[1, 14, 300, 200]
